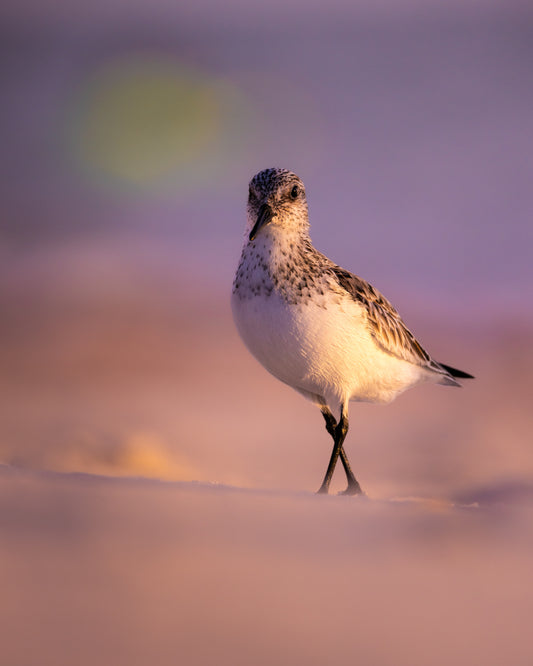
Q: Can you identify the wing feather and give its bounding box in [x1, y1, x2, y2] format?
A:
[330, 266, 445, 372]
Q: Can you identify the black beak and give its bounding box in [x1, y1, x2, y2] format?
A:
[249, 204, 274, 241]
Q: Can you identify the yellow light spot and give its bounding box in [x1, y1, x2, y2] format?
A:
[69, 58, 246, 189]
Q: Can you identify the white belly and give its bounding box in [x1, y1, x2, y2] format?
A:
[231, 291, 425, 407]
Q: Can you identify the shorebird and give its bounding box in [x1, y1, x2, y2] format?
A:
[231, 168, 473, 495]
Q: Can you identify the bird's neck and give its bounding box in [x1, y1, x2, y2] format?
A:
[252, 225, 311, 265]
[235, 226, 325, 300]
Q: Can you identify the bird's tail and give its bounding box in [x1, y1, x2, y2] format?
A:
[436, 362, 474, 387]
[438, 363, 474, 379]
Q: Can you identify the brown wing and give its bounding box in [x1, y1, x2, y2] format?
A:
[330, 267, 445, 372]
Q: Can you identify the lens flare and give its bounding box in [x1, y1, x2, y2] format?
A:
[68, 58, 251, 191]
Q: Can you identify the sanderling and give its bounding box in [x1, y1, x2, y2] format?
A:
[231, 168, 473, 495]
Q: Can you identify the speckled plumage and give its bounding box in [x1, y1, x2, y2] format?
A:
[231, 168, 473, 495]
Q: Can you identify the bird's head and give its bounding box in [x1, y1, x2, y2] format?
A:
[246, 168, 310, 242]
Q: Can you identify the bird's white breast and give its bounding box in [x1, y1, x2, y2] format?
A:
[232, 286, 424, 407]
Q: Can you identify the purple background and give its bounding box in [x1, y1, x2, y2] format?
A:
[2, 0, 532, 318]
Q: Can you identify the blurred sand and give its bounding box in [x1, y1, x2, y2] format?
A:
[1, 467, 533, 666]
[1, 239, 533, 666]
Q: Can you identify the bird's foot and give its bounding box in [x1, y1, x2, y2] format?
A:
[316, 484, 330, 495]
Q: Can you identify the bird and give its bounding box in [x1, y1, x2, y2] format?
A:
[231, 168, 473, 495]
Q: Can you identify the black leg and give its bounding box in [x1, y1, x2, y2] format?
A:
[337, 451, 363, 496]
[321, 409, 354, 481]
[318, 406, 363, 496]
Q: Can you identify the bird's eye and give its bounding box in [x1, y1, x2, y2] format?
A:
[290, 185, 299, 200]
